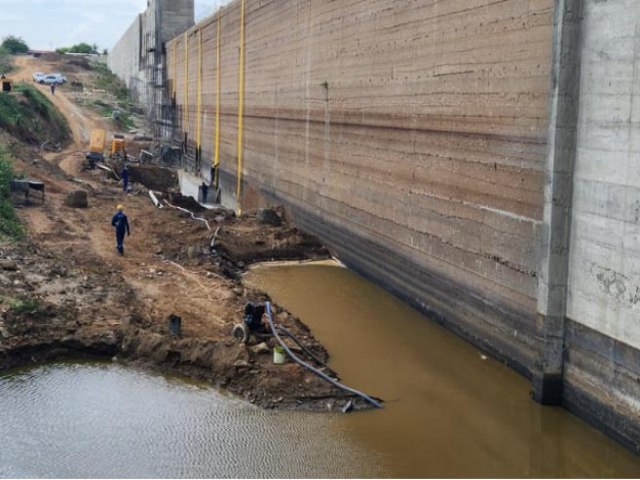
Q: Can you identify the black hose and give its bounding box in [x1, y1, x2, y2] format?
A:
[275, 325, 328, 369]
[265, 302, 382, 409]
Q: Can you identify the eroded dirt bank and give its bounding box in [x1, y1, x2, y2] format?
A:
[0, 55, 371, 412]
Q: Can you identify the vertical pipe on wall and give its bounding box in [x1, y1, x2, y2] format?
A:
[214, 13, 221, 188]
[172, 42, 177, 101]
[196, 29, 203, 155]
[183, 31, 189, 135]
[236, 0, 246, 213]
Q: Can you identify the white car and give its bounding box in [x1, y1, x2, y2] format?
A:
[32, 72, 45, 82]
[50, 72, 67, 83]
[40, 74, 64, 85]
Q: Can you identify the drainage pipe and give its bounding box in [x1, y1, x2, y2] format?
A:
[149, 190, 163, 208]
[265, 301, 382, 409]
[164, 200, 211, 230]
[275, 324, 329, 369]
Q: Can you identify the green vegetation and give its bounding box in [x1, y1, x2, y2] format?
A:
[1, 36, 29, 55]
[56, 42, 99, 55]
[90, 61, 129, 100]
[8, 297, 41, 314]
[0, 46, 14, 75]
[76, 61, 136, 131]
[0, 82, 70, 144]
[89, 99, 134, 130]
[0, 146, 24, 241]
[0, 36, 29, 75]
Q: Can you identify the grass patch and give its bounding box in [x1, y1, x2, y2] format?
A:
[0, 146, 23, 241]
[90, 60, 129, 101]
[9, 297, 41, 315]
[89, 99, 134, 131]
[0, 82, 70, 145]
[79, 62, 137, 131]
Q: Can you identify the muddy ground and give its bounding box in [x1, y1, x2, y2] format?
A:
[0, 55, 373, 412]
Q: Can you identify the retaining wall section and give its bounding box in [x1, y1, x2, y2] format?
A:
[109, 0, 640, 452]
[109, 14, 145, 103]
[108, 0, 194, 136]
[563, 0, 640, 453]
[166, 0, 555, 374]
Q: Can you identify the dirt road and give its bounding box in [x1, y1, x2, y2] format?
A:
[0, 55, 353, 411]
[12, 55, 236, 336]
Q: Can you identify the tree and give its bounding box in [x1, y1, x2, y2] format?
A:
[0, 46, 11, 73]
[1, 36, 29, 54]
[56, 43, 100, 55]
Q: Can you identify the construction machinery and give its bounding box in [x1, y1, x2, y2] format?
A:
[85, 128, 106, 168]
[111, 133, 126, 159]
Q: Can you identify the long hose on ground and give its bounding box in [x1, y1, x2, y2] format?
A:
[164, 200, 211, 230]
[274, 324, 329, 369]
[265, 301, 382, 409]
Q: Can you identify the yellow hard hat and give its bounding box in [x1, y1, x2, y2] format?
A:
[117, 204, 124, 211]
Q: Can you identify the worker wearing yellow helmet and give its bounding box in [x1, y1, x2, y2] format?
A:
[111, 204, 130, 255]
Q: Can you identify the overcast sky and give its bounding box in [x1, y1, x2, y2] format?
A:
[0, 0, 232, 51]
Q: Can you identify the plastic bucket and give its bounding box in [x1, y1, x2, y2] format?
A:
[169, 315, 182, 336]
[273, 346, 286, 364]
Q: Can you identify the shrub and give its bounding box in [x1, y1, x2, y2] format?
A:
[0, 83, 70, 144]
[9, 297, 42, 314]
[1, 36, 28, 55]
[0, 147, 24, 241]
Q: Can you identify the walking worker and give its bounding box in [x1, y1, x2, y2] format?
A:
[111, 205, 130, 256]
[121, 165, 129, 193]
[50, 83, 55, 95]
[201, 181, 209, 203]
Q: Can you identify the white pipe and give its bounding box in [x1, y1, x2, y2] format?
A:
[149, 190, 163, 208]
[164, 200, 211, 231]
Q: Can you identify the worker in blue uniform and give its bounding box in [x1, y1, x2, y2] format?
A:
[111, 204, 130, 255]
[121, 165, 129, 193]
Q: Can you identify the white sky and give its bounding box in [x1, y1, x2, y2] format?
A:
[0, 0, 232, 51]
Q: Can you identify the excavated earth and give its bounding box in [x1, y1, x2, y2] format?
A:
[0, 55, 373, 412]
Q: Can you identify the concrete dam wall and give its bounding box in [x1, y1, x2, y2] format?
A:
[109, 0, 640, 452]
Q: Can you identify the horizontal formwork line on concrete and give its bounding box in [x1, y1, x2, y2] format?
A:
[184, 111, 549, 146]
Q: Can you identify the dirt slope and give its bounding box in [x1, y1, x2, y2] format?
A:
[0, 55, 368, 412]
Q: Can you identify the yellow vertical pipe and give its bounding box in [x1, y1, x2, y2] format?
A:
[183, 32, 189, 134]
[236, 0, 246, 210]
[172, 42, 177, 100]
[214, 13, 221, 188]
[196, 29, 202, 152]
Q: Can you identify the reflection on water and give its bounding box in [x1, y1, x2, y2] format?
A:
[0, 361, 386, 478]
[2, 262, 639, 478]
[246, 262, 640, 478]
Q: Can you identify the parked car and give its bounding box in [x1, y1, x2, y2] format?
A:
[40, 75, 64, 85]
[32, 72, 45, 82]
[50, 73, 67, 83]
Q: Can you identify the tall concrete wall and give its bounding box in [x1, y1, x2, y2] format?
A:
[109, 14, 144, 101]
[110, 0, 640, 452]
[167, 0, 554, 373]
[563, 0, 640, 452]
[108, 0, 194, 136]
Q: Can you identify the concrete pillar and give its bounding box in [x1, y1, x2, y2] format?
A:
[533, 0, 583, 405]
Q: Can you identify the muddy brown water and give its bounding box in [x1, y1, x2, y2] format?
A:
[0, 361, 384, 478]
[1, 262, 640, 478]
[246, 261, 640, 478]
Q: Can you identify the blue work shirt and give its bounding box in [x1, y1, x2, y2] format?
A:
[111, 211, 130, 236]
